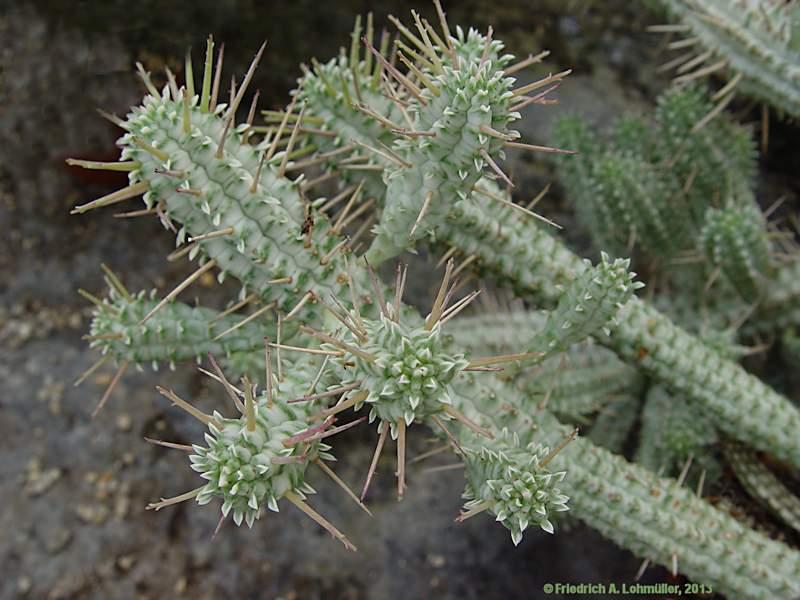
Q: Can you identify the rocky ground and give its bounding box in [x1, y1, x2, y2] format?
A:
[1, 1, 779, 598]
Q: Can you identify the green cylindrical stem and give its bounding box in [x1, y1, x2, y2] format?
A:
[438, 199, 800, 468]
[452, 375, 800, 599]
[657, 0, 800, 118]
[89, 288, 274, 375]
[724, 441, 800, 535]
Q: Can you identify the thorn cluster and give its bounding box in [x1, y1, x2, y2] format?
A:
[337, 312, 469, 435]
[461, 429, 570, 545]
[189, 396, 329, 528]
[148, 356, 360, 550]
[530, 252, 644, 356]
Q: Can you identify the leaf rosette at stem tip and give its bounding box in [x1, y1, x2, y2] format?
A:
[190, 394, 328, 528]
[296, 259, 539, 501]
[334, 311, 469, 437]
[361, 16, 525, 265]
[460, 429, 570, 545]
[147, 354, 365, 550]
[291, 13, 563, 224]
[308, 258, 539, 438]
[529, 252, 644, 358]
